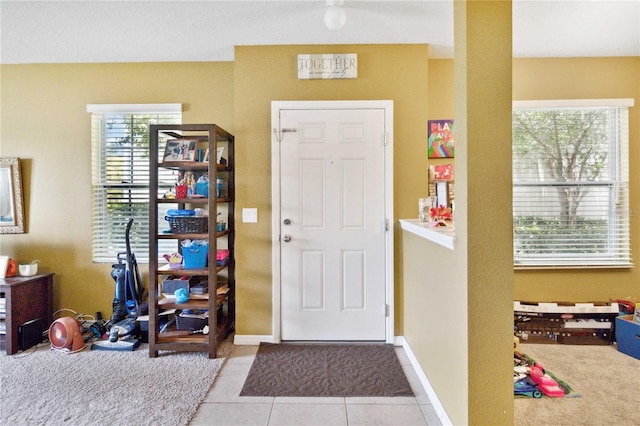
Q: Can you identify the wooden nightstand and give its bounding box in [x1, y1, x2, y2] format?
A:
[0, 273, 54, 354]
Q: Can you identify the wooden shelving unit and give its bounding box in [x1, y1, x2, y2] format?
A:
[148, 124, 234, 358]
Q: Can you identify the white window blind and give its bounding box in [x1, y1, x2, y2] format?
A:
[512, 99, 634, 268]
[88, 104, 181, 263]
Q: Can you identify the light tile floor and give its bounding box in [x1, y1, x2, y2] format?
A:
[190, 344, 443, 426]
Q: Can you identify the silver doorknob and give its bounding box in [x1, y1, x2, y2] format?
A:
[283, 234, 292, 243]
[283, 218, 291, 225]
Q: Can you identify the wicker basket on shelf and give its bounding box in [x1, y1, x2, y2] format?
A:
[165, 216, 208, 233]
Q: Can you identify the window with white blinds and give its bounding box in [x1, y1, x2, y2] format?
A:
[512, 99, 634, 268]
[88, 104, 182, 263]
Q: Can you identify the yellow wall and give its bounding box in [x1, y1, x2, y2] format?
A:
[233, 44, 430, 336]
[459, 2, 514, 423]
[403, 59, 469, 423]
[0, 62, 234, 316]
[513, 57, 640, 303]
[0, 46, 432, 335]
[418, 55, 640, 423]
[427, 57, 640, 305]
[1, 48, 639, 426]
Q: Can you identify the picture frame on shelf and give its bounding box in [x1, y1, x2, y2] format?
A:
[163, 139, 198, 162]
[202, 148, 210, 163]
[436, 181, 449, 208]
[216, 147, 224, 164]
[429, 164, 454, 181]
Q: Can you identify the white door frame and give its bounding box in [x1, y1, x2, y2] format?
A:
[271, 100, 394, 343]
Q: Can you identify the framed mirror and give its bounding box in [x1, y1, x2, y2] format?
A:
[0, 157, 25, 234]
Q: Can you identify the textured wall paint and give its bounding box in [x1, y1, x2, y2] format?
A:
[1, 45, 638, 426]
[233, 44, 430, 336]
[0, 62, 234, 317]
[512, 57, 640, 303]
[455, 1, 514, 424]
[429, 57, 640, 306]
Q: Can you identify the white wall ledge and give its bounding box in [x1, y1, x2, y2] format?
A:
[399, 219, 455, 250]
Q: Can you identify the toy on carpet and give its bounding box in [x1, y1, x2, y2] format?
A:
[514, 350, 578, 398]
[514, 377, 542, 398]
[529, 364, 566, 397]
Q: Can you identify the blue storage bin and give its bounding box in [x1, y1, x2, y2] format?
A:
[195, 182, 209, 197]
[616, 315, 640, 360]
[182, 242, 209, 269]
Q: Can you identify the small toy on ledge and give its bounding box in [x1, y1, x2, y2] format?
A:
[429, 205, 453, 227]
[163, 253, 183, 269]
[163, 187, 176, 199]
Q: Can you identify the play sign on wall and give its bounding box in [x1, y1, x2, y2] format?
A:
[298, 54, 358, 79]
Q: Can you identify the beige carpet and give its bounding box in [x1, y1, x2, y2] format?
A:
[0, 339, 232, 426]
[515, 343, 640, 426]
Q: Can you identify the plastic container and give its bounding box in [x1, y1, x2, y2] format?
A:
[182, 242, 209, 269]
[175, 185, 188, 199]
[162, 276, 198, 294]
[166, 209, 195, 217]
[175, 309, 208, 331]
[616, 315, 640, 360]
[216, 249, 230, 266]
[216, 178, 224, 198]
[19, 263, 38, 276]
[195, 182, 209, 197]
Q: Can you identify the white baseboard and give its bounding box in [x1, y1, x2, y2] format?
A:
[395, 336, 453, 426]
[233, 334, 275, 345]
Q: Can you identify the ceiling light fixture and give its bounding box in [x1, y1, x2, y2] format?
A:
[324, 0, 347, 31]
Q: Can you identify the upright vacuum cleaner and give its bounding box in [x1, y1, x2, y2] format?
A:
[92, 219, 146, 351]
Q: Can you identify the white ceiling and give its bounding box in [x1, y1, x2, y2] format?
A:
[1, 0, 639, 64]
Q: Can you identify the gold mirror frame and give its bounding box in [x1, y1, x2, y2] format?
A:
[0, 157, 25, 234]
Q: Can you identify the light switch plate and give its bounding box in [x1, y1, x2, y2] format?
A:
[242, 208, 258, 223]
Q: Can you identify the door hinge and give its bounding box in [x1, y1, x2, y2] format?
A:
[385, 304, 390, 317]
[385, 219, 389, 231]
[384, 133, 388, 146]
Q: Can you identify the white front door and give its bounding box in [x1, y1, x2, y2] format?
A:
[272, 101, 393, 341]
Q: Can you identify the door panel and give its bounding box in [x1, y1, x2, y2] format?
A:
[342, 159, 365, 229]
[342, 250, 366, 310]
[300, 159, 325, 229]
[301, 250, 325, 310]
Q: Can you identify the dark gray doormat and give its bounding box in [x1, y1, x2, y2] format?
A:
[239, 342, 415, 397]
